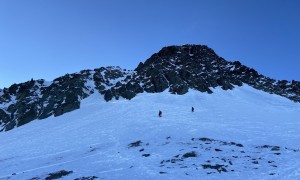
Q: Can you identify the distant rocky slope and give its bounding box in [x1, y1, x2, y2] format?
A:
[0, 67, 133, 131]
[1, 45, 299, 131]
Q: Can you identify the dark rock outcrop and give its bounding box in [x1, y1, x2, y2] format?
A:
[0, 66, 132, 131]
[45, 170, 73, 180]
[1, 44, 299, 131]
[103, 45, 300, 102]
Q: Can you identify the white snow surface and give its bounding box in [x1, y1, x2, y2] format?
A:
[0, 85, 300, 180]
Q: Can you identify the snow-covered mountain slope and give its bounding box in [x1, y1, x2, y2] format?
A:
[0, 85, 300, 180]
[1, 45, 300, 132]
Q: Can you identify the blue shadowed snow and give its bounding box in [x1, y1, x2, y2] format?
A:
[0, 85, 300, 179]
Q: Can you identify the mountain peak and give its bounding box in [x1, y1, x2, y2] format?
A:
[136, 44, 219, 71]
[1, 44, 300, 131]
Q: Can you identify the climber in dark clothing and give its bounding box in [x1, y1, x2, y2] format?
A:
[192, 107, 194, 112]
[158, 110, 162, 117]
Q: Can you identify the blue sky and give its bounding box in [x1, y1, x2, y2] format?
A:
[0, 0, 299, 88]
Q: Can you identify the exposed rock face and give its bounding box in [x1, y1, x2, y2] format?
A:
[134, 45, 237, 94]
[107, 45, 300, 102]
[1, 45, 299, 131]
[0, 67, 132, 131]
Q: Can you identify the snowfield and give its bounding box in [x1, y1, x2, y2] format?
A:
[0, 85, 300, 180]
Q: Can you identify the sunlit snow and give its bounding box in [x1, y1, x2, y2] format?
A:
[0, 85, 300, 179]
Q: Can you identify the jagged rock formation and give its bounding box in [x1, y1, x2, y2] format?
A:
[105, 45, 300, 102]
[1, 45, 299, 131]
[0, 67, 132, 131]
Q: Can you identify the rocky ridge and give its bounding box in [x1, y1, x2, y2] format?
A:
[0, 67, 133, 131]
[0, 45, 299, 131]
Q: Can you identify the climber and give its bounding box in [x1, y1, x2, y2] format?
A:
[158, 110, 162, 117]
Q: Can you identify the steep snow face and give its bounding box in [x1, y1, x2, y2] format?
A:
[0, 85, 300, 180]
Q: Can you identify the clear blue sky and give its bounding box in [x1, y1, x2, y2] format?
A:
[0, 0, 299, 88]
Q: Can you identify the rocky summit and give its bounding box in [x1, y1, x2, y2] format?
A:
[0, 44, 299, 131]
